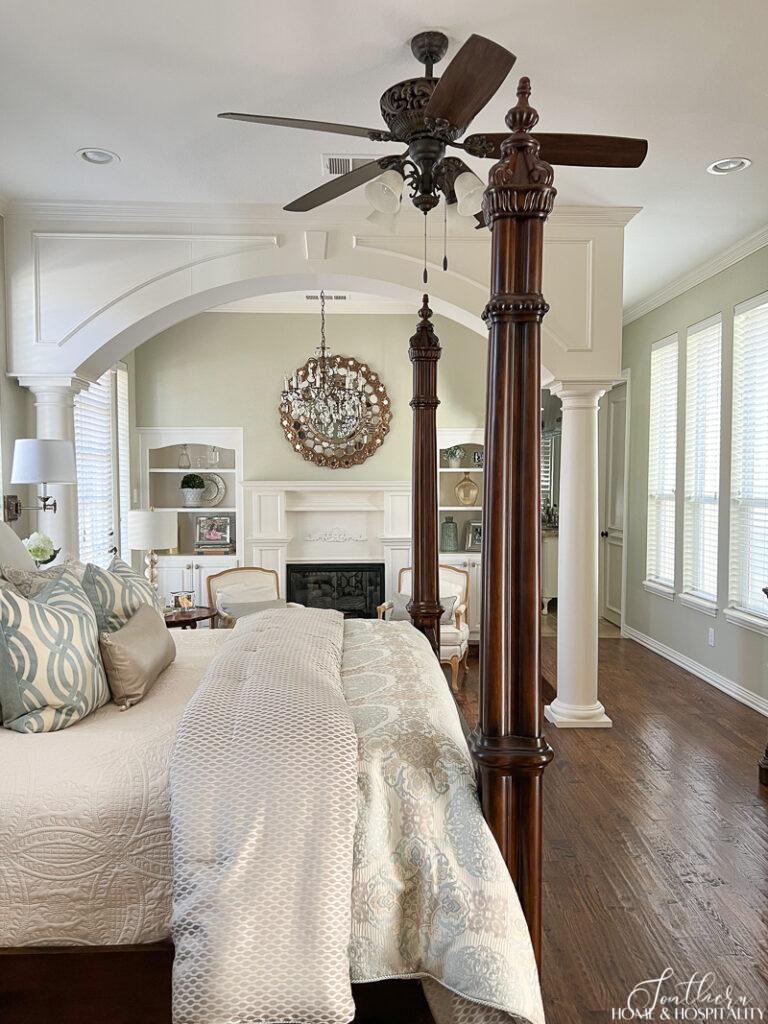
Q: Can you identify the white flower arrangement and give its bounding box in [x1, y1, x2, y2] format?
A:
[23, 532, 56, 565]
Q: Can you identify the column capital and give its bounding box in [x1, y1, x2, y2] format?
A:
[14, 374, 90, 400]
[548, 378, 619, 407]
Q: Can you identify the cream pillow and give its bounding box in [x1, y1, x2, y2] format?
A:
[99, 604, 176, 708]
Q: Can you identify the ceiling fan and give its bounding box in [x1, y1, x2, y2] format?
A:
[218, 30, 648, 219]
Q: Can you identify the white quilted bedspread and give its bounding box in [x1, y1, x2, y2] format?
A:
[0, 630, 226, 946]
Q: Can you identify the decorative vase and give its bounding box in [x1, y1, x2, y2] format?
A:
[440, 515, 459, 553]
[181, 487, 204, 508]
[447, 457, 462, 469]
[177, 444, 191, 470]
[455, 473, 479, 507]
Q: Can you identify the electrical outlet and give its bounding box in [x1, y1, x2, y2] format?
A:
[707, 627, 716, 647]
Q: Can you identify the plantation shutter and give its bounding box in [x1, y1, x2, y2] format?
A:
[729, 292, 768, 616]
[646, 334, 678, 588]
[74, 366, 131, 567]
[683, 316, 722, 602]
[540, 435, 553, 510]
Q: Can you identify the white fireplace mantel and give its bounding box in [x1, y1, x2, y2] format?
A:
[242, 480, 412, 599]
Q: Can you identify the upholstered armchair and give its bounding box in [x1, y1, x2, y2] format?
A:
[206, 567, 299, 628]
[377, 565, 471, 690]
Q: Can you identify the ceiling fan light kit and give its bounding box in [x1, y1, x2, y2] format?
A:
[454, 169, 485, 216]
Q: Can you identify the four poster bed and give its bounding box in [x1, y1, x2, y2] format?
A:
[0, 78, 639, 1024]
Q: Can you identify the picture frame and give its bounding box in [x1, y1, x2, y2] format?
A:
[171, 590, 196, 611]
[465, 520, 482, 552]
[195, 514, 232, 546]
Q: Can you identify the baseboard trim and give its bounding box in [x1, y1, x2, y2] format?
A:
[622, 624, 768, 718]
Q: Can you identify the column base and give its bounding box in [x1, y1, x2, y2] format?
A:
[544, 698, 612, 728]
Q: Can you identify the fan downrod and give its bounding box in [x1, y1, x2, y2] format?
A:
[410, 31, 449, 77]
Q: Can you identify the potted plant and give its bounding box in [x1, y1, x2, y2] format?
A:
[23, 531, 60, 568]
[180, 473, 205, 508]
[445, 445, 465, 469]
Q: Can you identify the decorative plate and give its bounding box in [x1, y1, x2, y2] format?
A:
[200, 473, 226, 507]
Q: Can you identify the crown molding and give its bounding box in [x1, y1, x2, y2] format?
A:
[623, 221, 768, 326]
[3, 198, 641, 230]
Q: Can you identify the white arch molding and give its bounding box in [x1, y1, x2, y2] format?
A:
[75, 273, 514, 381]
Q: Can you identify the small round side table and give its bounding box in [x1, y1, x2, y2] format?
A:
[164, 606, 216, 630]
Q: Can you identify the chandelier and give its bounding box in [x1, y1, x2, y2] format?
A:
[279, 291, 392, 468]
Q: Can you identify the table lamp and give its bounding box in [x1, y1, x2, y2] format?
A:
[126, 509, 178, 590]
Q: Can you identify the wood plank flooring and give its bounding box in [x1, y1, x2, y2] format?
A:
[455, 637, 768, 1023]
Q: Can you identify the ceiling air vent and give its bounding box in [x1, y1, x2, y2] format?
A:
[322, 154, 378, 177]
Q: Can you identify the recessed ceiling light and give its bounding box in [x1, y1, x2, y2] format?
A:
[706, 157, 751, 175]
[76, 148, 121, 165]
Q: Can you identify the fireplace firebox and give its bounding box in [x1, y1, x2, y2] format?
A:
[286, 563, 385, 619]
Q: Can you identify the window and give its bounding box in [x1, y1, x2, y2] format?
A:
[682, 316, 722, 603]
[729, 292, 768, 617]
[74, 364, 130, 567]
[646, 335, 678, 590]
[540, 435, 553, 510]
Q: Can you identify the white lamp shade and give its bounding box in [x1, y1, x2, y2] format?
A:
[11, 439, 76, 485]
[455, 170, 485, 216]
[366, 209, 398, 233]
[126, 509, 178, 552]
[364, 169, 403, 214]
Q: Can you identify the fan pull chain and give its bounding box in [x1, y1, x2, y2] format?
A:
[423, 214, 428, 285]
[442, 201, 448, 272]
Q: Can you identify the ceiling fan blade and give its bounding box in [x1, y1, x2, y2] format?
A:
[460, 132, 648, 167]
[218, 112, 383, 139]
[283, 157, 401, 213]
[425, 35, 515, 134]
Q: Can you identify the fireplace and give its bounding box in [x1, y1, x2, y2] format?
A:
[286, 563, 385, 619]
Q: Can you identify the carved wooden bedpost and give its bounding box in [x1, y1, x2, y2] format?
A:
[408, 295, 442, 656]
[469, 78, 555, 969]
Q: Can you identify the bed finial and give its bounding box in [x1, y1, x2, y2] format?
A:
[408, 293, 442, 656]
[470, 74, 555, 970]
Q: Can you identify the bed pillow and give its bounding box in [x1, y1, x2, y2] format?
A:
[388, 592, 457, 624]
[0, 568, 109, 733]
[82, 557, 164, 634]
[0, 558, 86, 599]
[99, 604, 176, 708]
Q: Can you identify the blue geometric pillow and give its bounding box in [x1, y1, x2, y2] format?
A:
[0, 569, 109, 733]
[82, 557, 164, 634]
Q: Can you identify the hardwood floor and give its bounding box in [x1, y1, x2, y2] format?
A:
[454, 638, 768, 1023]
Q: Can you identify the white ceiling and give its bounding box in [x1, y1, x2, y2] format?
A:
[1, 0, 767, 309]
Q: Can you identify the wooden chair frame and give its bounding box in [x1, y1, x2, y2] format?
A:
[0, 77, 558, 1020]
[206, 566, 282, 628]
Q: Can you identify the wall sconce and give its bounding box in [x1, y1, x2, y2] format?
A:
[4, 439, 77, 523]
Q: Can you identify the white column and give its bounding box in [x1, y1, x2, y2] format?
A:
[18, 377, 84, 562]
[545, 382, 612, 728]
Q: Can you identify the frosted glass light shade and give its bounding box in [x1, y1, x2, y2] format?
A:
[455, 170, 485, 216]
[126, 509, 178, 552]
[11, 439, 76, 484]
[364, 170, 403, 213]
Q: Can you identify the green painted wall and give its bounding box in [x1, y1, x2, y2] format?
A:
[622, 244, 768, 707]
[132, 311, 487, 482]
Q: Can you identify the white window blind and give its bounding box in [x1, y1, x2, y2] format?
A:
[646, 335, 678, 588]
[683, 316, 722, 602]
[729, 292, 768, 616]
[115, 364, 131, 560]
[541, 435, 553, 510]
[74, 366, 130, 567]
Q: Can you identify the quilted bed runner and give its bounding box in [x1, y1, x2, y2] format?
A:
[170, 608, 544, 1024]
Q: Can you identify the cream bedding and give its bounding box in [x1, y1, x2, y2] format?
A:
[0, 631, 226, 946]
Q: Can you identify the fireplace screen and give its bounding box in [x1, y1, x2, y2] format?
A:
[286, 563, 385, 619]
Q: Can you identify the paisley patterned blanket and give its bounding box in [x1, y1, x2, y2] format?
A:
[170, 608, 544, 1024]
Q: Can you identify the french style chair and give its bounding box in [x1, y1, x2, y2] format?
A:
[206, 566, 286, 628]
[377, 565, 471, 690]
